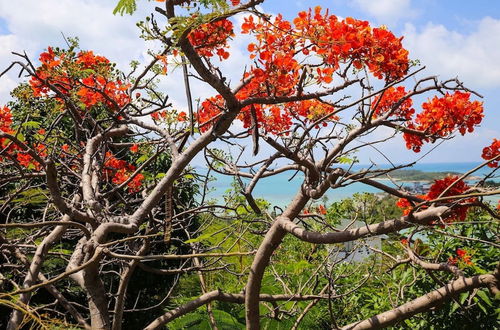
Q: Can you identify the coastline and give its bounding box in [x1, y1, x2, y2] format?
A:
[205, 162, 499, 207]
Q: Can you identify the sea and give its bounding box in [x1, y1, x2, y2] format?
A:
[201, 162, 499, 206]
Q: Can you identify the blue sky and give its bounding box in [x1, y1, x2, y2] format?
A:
[0, 0, 498, 164]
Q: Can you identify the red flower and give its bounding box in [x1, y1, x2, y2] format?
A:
[130, 144, 139, 153]
[481, 139, 500, 168]
[426, 176, 474, 222]
[16, 153, 34, 168]
[151, 111, 160, 121]
[188, 19, 234, 60]
[127, 173, 144, 193]
[404, 92, 483, 152]
[372, 86, 414, 120]
[456, 248, 467, 258]
[177, 111, 187, 122]
[451, 248, 473, 265]
[104, 151, 144, 193]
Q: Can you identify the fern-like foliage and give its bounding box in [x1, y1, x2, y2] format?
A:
[113, 0, 230, 16]
[113, 0, 137, 16]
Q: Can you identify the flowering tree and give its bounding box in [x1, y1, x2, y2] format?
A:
[0, 1, 498, 329]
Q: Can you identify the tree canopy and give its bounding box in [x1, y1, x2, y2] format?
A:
[0, 1, 498, 329]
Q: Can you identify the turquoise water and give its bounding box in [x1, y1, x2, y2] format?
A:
[204, 162, 499, 206]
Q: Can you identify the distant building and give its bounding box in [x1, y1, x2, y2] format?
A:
[408, 182, 431, 195]
[329, 219, 385, 263]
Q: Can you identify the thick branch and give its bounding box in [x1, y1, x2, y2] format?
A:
[279, 206, 449, 244]
[145, 289, 344, 329]
[341, 274, 498, 329]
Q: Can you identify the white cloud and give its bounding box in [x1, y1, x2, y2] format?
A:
[403, 17, 500, 89]
[0, 0, 156, 66]
[352, 0, 417, 25]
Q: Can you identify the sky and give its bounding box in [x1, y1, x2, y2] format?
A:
[0, 0, 498, 165]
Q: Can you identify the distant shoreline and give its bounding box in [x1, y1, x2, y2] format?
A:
[207, 163, 499, 206]
[371, 169, 484, 183]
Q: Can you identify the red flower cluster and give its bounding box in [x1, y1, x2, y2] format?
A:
[290, 7, 409, 81]
[77, 75, 129, 108]
[241, 14, 301, 98]
[396, 194, 428, 216]
[403, 92, 483, 152]
[481, 139, 500, 168]
[29, 47, 130, 111]
[151, 110, 168, 121]
[130, 144, 139, 153]
[448, 248, 473, 265]
[0, 106, 48, 170]
[371, 86, 414, 120]
[197, 94, 340, 135]
[188, 19, 234, 60]
[397, 176, 474, 222]
[255, 105, 292, 135]
[104, 152, 144, 192]
[0, 106, 16, 159]
[301, 205, 327, 215]
[76, 50, 110, 68]
[197, 95, 224, 132]
[211, 7, 410, 135]
[177, 111, 187, 122]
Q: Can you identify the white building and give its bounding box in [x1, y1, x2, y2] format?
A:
[329, 219, 385, 263]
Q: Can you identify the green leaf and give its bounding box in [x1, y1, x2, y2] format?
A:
[21, 121, 41, 129]
[475, 299, 488, 314]
[136, 154, 149, 164]
[16, 133, 25, 142]
[184, 232, 213, 244]
[477, 290, 493, 306]
[450, 301, 460, 314]
[211, 309, 245, 329]
[337, 156, 354, 164]
[12, 188, 48, 204]
[459, 291, 469, 304]
[113, 0, 137, 16]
